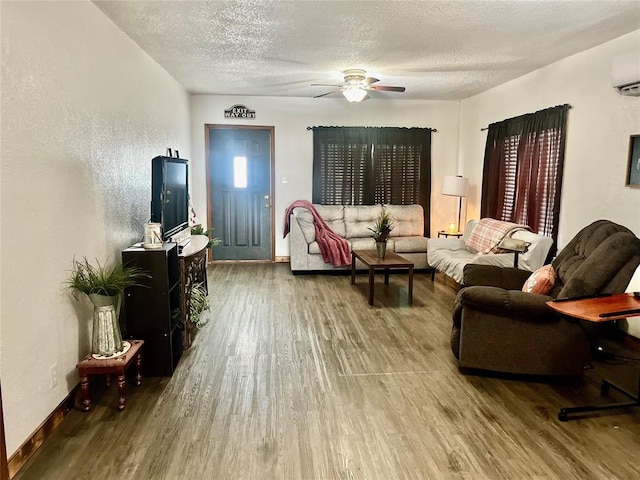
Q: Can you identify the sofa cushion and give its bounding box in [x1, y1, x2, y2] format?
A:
[293, 207, 317, 244]
[351, 237, 393, 251]
[522, 264, 556, 295]
[393, 236, 428, 254]
[295, 205, 346, 243]
[384, 204, 424, 237]
[428, 248, 477, 284]
[344, 205, 383, 239]
[428, 246, 519, 284]
[316, 204, 346, 238]
[309, 237, 396, 254]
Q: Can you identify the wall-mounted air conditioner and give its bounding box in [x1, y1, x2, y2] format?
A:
[612, 50, 640, 97]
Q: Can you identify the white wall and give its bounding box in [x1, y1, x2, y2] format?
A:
[0, 2, 190, 455]
[459, 30, 640, 333]
[190, 96, 461, 257]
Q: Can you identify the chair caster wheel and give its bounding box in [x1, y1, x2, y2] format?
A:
[601, 383, 610, 396]
[558, 411, 568, 422]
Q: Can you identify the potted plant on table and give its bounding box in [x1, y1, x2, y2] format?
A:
[67, 257, 147, 356]
[191, 224, 221, 249]
[369, 210, 394, 258]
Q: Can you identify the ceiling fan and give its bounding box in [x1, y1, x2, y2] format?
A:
[312, 69, 406, 102]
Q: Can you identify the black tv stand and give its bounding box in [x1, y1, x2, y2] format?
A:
[122, 243, 182, 377]
[122, 235, 209, 374]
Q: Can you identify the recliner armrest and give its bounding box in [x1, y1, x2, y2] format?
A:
[463, 264, 532, 289]
[458, 285, 556, 322]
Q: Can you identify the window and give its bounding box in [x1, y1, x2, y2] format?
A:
[233, 155, 247, 189]
[481, 104, 569, 254]
[312, 127, 433, 235]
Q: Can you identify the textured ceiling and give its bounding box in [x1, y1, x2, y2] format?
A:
[94, 1, 640, 101]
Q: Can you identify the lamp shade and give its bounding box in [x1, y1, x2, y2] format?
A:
[441, 175, 469, 197]
[343, 86, 367, 103]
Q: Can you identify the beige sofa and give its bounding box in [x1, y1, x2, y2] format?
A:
[288, 204, 429, 273]
[427, 219, 553, 284]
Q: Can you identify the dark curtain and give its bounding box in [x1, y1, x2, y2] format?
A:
[481, 105, 569, 252]
[312, 127, 371, 205]
[312, 126, 432, 235]
[373, 128, 432, 236]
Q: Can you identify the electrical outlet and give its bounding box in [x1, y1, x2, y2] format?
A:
[50, 364, 58, 389]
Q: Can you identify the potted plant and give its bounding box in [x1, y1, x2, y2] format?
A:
[67, 257, 147, 356]
[189, 283, 211, 329]
[368, 210, 394, 258]
[191, 224, 221, 249]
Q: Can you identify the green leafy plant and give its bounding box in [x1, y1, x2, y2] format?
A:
[67, 257, 147, 297]
[368, 210, 394, 243]
[191, 224, 221, 249]
[189, 283, 211, 328]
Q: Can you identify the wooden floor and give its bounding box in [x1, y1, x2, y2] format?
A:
[14, 263, 640, 479]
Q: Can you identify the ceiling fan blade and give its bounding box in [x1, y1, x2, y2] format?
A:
[311, 83, 344, 87]
[368, 85, 406, 92]
[362, 77, 379, 85]
[314, 89, 341, 98]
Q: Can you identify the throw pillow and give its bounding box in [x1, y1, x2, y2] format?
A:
[522, 264, 556, 295]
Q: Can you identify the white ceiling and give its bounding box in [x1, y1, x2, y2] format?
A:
[94, 0, 640, 101]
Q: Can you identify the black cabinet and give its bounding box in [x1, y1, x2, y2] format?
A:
[122, 243, 182, 377]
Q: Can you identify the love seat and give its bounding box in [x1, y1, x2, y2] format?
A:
[288, 204, 428, 273]
[427, 219, 553, 284]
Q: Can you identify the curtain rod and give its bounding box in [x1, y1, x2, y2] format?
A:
[480, 104, 572, 131]
[306, 126, 438, 132]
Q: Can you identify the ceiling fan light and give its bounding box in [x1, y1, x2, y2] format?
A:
[343, 87, 367, 103]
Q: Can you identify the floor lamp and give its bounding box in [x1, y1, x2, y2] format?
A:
[441, 175, 469, 233]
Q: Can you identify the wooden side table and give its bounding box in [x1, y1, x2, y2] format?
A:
[547, 293, 640, 421]
[76, 339, 144, 411]
[437, 230, 463, 238]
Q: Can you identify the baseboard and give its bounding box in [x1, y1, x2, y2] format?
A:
[8, 386, 77, 478]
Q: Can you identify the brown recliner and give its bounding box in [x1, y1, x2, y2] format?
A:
[451, 220, 640, 376]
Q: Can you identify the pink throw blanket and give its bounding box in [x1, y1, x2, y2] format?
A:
[283, 200, 351, 267]
[465, 218, 531, 254]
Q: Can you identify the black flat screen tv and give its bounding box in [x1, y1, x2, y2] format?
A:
[151, 156, 189, 241]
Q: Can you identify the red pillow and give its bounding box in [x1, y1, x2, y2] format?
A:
[522, 264, 555, 295]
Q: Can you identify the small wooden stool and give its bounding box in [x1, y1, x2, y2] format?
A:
[76, 339, 144, 411]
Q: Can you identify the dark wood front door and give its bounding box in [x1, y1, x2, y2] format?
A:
[206, 125, 274, 261]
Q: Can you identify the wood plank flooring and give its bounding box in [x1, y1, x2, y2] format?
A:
[14, 263, 640, 479]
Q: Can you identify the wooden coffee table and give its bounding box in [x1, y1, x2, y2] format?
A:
[351, 249, 414, 306]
